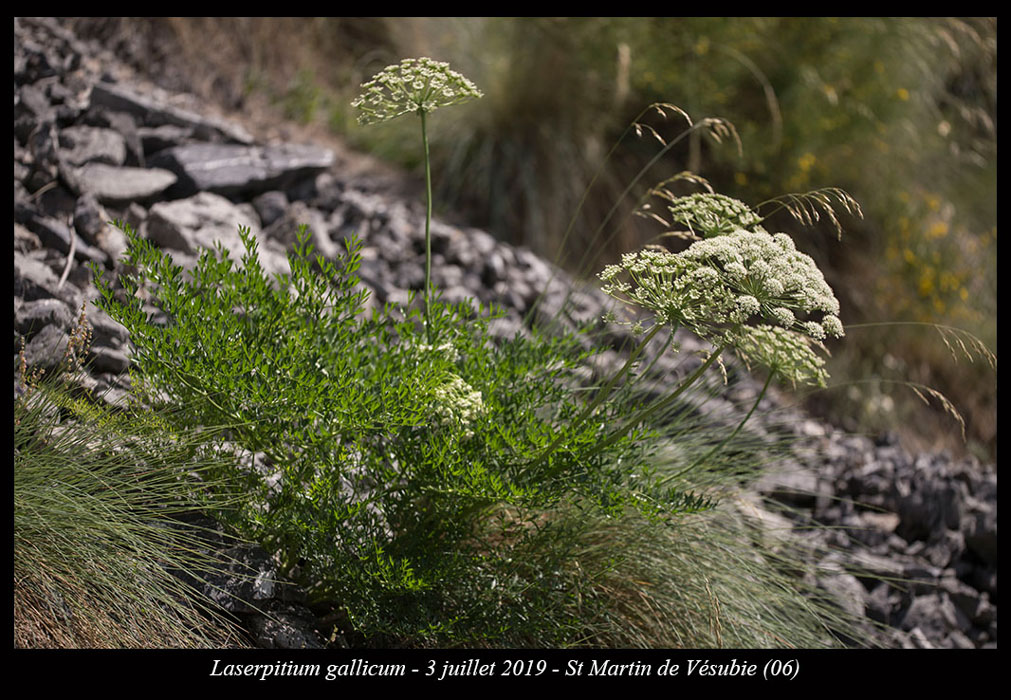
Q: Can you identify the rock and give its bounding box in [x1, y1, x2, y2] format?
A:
[138, 124, 195, 155]
[900, 592, 970, 640]
[963, 499, 998, 565]
[22, 323, 70, 370]
[149, 142, 334, 198]
[14, 250, 83, 309]
[23, 213, 108, 266]
[756, 464, 822, 508]
[84, 109, 144, 166]
[14, 83, 54, 142]
[89, 80, 254, 145]
[252, 190, 289, 228]
[73, 193, 129, 262]
[192, 545, 283, 615]
[261, 200, 338, 260]
[11, 18, 998, 651]
[14, 223, 43, 253]
[247, 602, 326, 650]
[83, 300, 129, 348]
[58, 125, 127, 166]
[145, 192, 289, 278]
[15, 298, 75, 341]
[75, 162, 177, 205]
[88, 345, 130, 374]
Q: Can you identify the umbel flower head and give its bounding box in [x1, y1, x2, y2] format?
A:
[352, 57, 483, 126]
[666, 193, 764, 238]
[600, 227, 843, 346]
[732, 324, 830, 388]
[432, 373, 486, 438]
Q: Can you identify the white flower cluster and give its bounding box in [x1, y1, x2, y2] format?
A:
[352, 57, 483, 126]
[599, 248, 735, 333]
[432, 373, 486, 437]
[666, 193, 764, 238]
[732, 324, 829, 388]
[417, 341, 460, 364]
[680, 228, 843, 339]
[601, 189, 847, 386]
[600, 227, 843, 345]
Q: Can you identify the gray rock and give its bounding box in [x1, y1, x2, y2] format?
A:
[74, 162, 177, 205]
[900, 592, 970, 639]
[14, 250, 83, 308]
[261, 200, 338, 260]
[58, 125, 127, 166]
[138, 124, 194, 155]
[247, 602, 325, 649]
[252, 190, 289, 228]
[963, 501, 998, 565]
[88, 81, 254, 145]
[149, 142, 334, 198]
[15, 298, 75, 340]
[23, 323, 69, 370]
[25, 213, 108, 266]
[194, 545, 283, 615]
[88, 345, 130, 374]
[86, 109, 145, 166]
[73, 193, 129, 262]
[145, 192, 289, 278]
[84, 300, 129, 348]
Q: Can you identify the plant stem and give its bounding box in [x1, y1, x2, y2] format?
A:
[591, 344, 727, 458]
[663, 367, 773, 484]
[527, 323, 663, 471]
[421, 109, 434, 344]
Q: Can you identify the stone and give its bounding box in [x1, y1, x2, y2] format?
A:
[247, 602, 325, 650]
[24, 213, 108, 266]
[149, 142, 334, 198]
[23, 323, 69, 371]
[74, 162, 177, 205]
[84, 108, 144, 166]
[138, 124, 194, 155]
[58, 125, 127, 166]
[14, 250, 83, 309]
[963, 504, 998, 565]
[84, 300, 129, 348]
[15, 223, 43, 253]
[252, 190, 289, 228]
[88, 345, 130, 374]
[261, 200, 338, 260]
[74, 193, 128, 262]
[15, 298, 75, 340]
[145, 192, 289, 278]
[88, 80, 254, 144]
[192, 545, 281, 615]
[900, 592, 969, 639]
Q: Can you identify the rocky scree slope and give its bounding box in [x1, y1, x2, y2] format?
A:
[13, 17, 997, 649]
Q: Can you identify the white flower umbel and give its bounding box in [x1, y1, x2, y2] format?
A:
[432, 373, 486, 438]
[665, 193, 764, 238]
[599, 248, 736, 336]
[352, 57, 483, 126]
[679, 227, 843, 339]
[732, 324, 830, 388]
[416, 341, 460, 364]
[352, 58, 482, 344]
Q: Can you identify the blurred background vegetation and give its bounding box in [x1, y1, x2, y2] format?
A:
[69, 17, 996, 460]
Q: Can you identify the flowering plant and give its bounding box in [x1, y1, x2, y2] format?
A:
[351, 57, 483, 125]
[600, 193, 843, 388]
[353, 58, 483, 342]
[665, 192, 764, 237]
